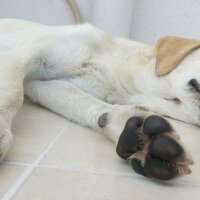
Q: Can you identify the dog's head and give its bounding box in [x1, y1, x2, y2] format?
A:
[155, 36, 200, 125]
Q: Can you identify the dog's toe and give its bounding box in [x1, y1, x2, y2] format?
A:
[131, 158, 148, 177]
[143, 115, 172, 137]
[116, 116, 144, 159]
[148, 135, 183, 162]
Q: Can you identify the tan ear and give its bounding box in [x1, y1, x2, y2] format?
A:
[155, 36, 200, 76]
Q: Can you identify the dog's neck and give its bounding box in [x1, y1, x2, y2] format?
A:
[132, 58, 173, 99]
[110, 37, 174, 100]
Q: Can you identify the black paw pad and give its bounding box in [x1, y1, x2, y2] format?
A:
[143, 115, 172, 137]
[144, 156, 178, 180]
[116, 117, 144, 159]
[131, 158, 147, 177]
[148, 135, 183, 162]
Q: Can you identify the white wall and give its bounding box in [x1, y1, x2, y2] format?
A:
[0, 0, 200, 44]
[92, 0, 134, 38]
[0, 0, 93, 25]
[131, 0, 200, 44]
[0, 0, 134, 38]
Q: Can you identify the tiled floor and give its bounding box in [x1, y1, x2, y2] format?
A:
[0, 98, 200, 200]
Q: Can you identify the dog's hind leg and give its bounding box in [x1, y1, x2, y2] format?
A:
[25, 80, 193, 180]
[0, 51, 25, 160]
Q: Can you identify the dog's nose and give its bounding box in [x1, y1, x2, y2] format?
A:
[188, 79, 200, 93]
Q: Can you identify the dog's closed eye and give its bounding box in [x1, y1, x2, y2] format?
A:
[172, 98, 182, 104]
[164, 98, 182, 104]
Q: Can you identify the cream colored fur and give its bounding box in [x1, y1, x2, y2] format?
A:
[0, 19, 199, 160]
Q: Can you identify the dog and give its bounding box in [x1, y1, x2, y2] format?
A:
[0, 18, 199, 181]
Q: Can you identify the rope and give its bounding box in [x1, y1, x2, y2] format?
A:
[66, 0, 82, 24]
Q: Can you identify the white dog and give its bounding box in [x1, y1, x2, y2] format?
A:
[0, 19, 199, 180]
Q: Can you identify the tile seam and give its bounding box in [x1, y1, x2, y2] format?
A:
[1, 124, 68, 200]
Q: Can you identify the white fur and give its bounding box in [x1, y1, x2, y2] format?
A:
[0, 19, 199, 159]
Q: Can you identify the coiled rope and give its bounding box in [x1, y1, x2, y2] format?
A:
[66, 0, 82, 24]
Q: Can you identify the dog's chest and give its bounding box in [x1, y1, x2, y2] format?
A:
[64, 61, 115, 101]
[64, 60, 135, 103]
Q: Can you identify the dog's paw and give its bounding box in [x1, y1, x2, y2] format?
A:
[0, 128, 13, 162]
[116, 115, 193, 180]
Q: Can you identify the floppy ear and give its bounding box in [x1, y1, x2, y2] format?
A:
[155, 36, 200, 76]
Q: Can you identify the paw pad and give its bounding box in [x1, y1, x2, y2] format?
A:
[116, 115, 192, 180]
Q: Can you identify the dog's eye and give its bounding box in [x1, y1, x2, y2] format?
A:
[165, 98, 182, 104]
[172, 98, 182, 104]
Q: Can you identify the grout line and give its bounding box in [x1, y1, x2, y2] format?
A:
[4, 160, 151, 179]
[1, 125, 68, 200]
[37, 165, 200, 185]
[5, 161, 200, 186]
[5, 160, 136, 177]
[39, 164, 139, 177]
[4, 161, 32, 167]
[6, 161, 200, 185]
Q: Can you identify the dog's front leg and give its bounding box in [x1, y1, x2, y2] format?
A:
[0, 52, 24, 160]
[24, 80, 115, 131]
[24, 80, 193, 180]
